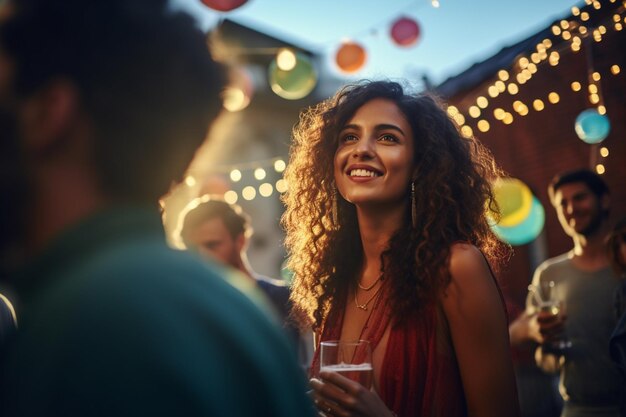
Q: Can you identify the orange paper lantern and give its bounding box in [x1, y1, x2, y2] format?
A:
[335, 42, 367, 73]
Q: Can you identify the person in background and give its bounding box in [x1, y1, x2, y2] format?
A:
[509, 169, 623, 417]
[283, 80, 519, 417]
[0, 0, 314, 416]
[178, 197, 312, 366]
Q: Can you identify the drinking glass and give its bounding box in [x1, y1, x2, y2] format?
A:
[528, 280, 572, 354]
[319, 340, 373, 389]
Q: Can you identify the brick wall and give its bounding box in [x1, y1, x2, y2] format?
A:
[446, 20, 626, 308]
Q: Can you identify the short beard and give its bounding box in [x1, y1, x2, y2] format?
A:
[580, 209, 608, 238]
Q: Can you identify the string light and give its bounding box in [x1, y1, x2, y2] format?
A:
[274, 159, 286, 172]
[533, 99, 545, 111]
[600, 147, 609, 157]
[276, 179, 288, 193]
[476, 96, 489, 108]
[224, 190, 238, 204]
[596, 164, 605, 174]
[611, 64, 621, 74]
[242, 186, 256, 201]
[548, 92, 560, 104]
[229, 169, 242, 182]
[469, 106, 481, 118]
[185, 176, 196, 187]
[254, 167, 267, 180]
[276, 48, 297, 71]
[259, 183, 274, 197]
[447, 105, 459, 117]
[477, 120, 490, 132]
[571, 81, 582, 91]
[460, 125, 473, 138]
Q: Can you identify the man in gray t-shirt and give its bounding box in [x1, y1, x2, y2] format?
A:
[509, 169, 623, 417]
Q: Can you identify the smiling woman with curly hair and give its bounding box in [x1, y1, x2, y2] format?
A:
[282, 80, 519, 417]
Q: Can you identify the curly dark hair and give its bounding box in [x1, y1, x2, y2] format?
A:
[282, 80, 508, 330]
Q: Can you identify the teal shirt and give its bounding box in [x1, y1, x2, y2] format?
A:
[1, 207, 314, 417]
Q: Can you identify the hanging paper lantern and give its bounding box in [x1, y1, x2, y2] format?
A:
[492, 178, 533, 228]
[200, 0, 248, 12]
[492, 196, 545, 246]
[390, 17, 421, 47]
[575, 109, 611, 144]
[268, 50, 317, 100]
[335, 41, 367, 74]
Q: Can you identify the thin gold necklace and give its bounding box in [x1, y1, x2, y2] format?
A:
[354, 282, 384, 311]
[358, 272, 383, 291]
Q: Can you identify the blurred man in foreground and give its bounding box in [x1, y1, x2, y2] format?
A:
[0, 1, 313, 416]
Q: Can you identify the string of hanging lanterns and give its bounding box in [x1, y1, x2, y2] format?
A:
[204, 0, 434, 101]
[447, 0, 624, 176]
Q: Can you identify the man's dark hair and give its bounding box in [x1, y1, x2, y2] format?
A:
[548, 169, 610, 203]
[180, 198, 251, 247]
[0, 0, 226, 202]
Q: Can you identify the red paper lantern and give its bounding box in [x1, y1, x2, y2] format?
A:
[335, 42, 367, 74]
[390, 17, 421, 47]
[200, 0, 248, 12]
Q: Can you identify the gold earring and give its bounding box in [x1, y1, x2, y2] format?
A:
[411, 182, 417, 228]
[332, 186, 339, 228]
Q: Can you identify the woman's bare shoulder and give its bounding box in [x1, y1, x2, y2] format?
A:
[448, 243, 488, 279]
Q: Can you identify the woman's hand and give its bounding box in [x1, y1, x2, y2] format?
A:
[309, 371, 395, 417]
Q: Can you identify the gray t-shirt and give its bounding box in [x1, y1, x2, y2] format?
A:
[527, 253, 623, 409]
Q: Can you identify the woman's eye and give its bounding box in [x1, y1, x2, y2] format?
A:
[379, 134, 398, 142]
[341, 134, 358, 142]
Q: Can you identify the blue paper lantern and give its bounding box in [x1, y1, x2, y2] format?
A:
[575, 109, 611, 144]
[492, 196, 545, 246]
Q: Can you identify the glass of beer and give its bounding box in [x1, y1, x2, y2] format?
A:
[319, 340, 373, 389]
[529, 280, 572, 354]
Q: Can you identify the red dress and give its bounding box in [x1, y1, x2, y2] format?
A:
[311, 286, 467, 417]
